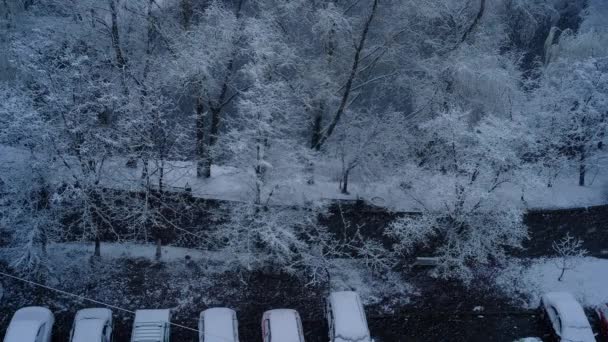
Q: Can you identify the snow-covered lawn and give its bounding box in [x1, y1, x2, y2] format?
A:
[2, 144, 608, 211]
[496, 257, 608, 308]
[0, 241, 414, 307]
[48, 242, 209, 262]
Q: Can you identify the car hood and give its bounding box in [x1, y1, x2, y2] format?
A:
[4, 320, 43, 342]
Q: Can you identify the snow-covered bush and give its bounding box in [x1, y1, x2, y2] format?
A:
[387, 110, 529, 283]
[210, 202, 332, 278]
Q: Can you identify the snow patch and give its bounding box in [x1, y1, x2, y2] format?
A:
[496, 257, 608, 308]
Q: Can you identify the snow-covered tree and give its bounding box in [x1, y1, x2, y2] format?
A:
[170, 0, 246, 178]
[387, 110, 529, 283]
[552, 232, 587, 281]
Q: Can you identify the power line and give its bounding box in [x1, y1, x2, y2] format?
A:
[0, 270, 237, 341]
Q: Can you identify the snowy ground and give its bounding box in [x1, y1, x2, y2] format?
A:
[0, 242, 417, 341]
[4, 243, 605, 341]
[496, 257, 608, 309]
[2, 144, 608, 211]
[0, 241, 412, 307]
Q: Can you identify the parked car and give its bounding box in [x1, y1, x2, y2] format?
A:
[199, 308, 239, 342]
[597, 303, 608, 341]
[325, 291, 373, 342]
[261, 309, 305, 342]
[540, 292, 595, 342]
[130, 309, 171, 342]
[3, 306, 54, 342]
[70, 308, 113, 342]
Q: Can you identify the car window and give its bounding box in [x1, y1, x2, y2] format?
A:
[69, 323, 76, 342]
[232, 315, 239, 341]
[104, 323, 112, 342]
[200, 318, 205, 341]
[326, 302, 334, 338]
[548, 307, 561, 333]
[165, 323, 171, 342]
[35, 324, 46, 342]
[296, 316, 305, 342]
[601, 305, 608, 318]
[263, 319, 271, 342]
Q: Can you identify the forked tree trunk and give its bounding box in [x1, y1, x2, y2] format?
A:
[200, 0, 246, 178]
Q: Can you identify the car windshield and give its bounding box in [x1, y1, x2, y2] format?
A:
[72, 319, 105, 342]
[4, 321, 41, 342]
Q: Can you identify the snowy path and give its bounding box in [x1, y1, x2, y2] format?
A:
[2, 144, 608, 211]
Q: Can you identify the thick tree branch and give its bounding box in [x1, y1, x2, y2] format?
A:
[313, 0, 379, 150]
[459, 0, 485, 45]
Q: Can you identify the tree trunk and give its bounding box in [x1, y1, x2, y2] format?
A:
[558, 267, 566, 281]
[196, 96, 210, 178]
[200, 107, 222, 178]
[311, 112, 322, 150]
[180, 0, 193, 30]
[158, 160, 164, 193]
[460, 0, 486, 44]
[155, 238, 162, 261]
[579, 150, 586, 186]
[306, 159, 315, 185]
[200, 0, 246, 178]
[94, 237, 101, 257]
[341, 169, 350, 194]
[108, 0, 126, 69]
[313, 0, 379, 150]
[141, 157, 149, 181]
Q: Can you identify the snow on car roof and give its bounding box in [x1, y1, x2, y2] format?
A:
[12, 306, 53, 322]
[201, 308, 237, 342]
[72, 318, 106, 342]
[265, 309, 303, 342]
[134, 309, 170, 323]
[75, 308, 112, 321]
[132, 309, 170, 342]
[4, 320, 43, 342]
[329, 291, 370, 341]
[542, 292, 595, 342]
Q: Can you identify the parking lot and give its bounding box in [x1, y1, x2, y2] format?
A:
[20, 309, 589, 342]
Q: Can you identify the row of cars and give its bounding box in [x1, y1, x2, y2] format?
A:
[517, 291, 608, 342]
[3, 291, 374, 342]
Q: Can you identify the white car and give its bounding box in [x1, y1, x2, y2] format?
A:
[3, 306, 54, 342]
[130, 309, 171, 342]
[261, 309, 305, 342]
[540, 292, 595, 342]
[199, 308, 239, 342]
[70, 308, 113, 342]
[326, 291, 373, 342]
